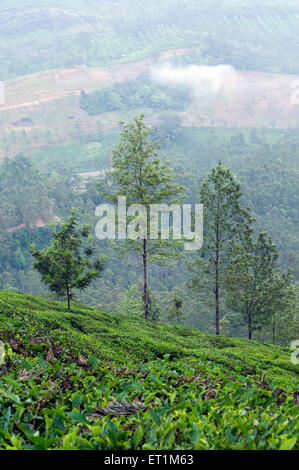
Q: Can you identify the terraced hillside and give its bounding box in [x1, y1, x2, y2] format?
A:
[0, 48, 189, 158]
[1, 57, 299, 159]
[0, 291, 298, 450]
[1, 0, 299, 159]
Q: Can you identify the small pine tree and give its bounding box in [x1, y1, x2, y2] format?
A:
[31, 212, 104, 311]
[225, 228, 295, 340]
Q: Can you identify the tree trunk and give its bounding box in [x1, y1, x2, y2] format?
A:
[143, 239, 149, 320]
[215, 268, 219, 335]
[214, 187, 221, 336]
[66, 283, 71, 312]
[215, 220, 220, 336]
[272, 315, 276, 343]
[248, 310, 252, 340]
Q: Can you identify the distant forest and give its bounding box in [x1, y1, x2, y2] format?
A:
[1, 0, 299, 80]
[1, 124, 298, 345]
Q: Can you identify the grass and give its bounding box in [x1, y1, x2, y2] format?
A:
[0, 290, 298, 450]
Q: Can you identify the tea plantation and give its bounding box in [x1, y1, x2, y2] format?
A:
[0, 291, 298, 450]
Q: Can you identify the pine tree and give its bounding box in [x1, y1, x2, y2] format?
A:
[101, 114, 184, 320]
[188, 163, 251, 335]
[31, 212, 104, 311]
[225, 228, 295, 340]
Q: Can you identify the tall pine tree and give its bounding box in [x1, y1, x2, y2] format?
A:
[101, 114, 184, 320]
[189, 163, 251, 335]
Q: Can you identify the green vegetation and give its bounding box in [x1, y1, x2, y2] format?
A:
[189, 163, 252, 335]
[31, 212, 105, 311]
[1, 0, 299, 80]
[0, 290, 298, 450]
[1, 0, 298, 452]
[102, 115, 184, 320]
[29, 141, 109, 173]
[80, 79, 190, 115]
[0, 157, 53, 230]
[225, 229, 296, 341]
[0, 126, 298, 344]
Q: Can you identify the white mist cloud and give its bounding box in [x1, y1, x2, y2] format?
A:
[151, 63, 241, 100]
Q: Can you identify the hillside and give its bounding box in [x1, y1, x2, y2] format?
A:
[1, 0, 299, 159]
[0, 0, 298, 453]
[1, 0, 299, 80]
[0, 49, 189, 158]
[0, 291, 298, 450]
[1, 56, 299, 159]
